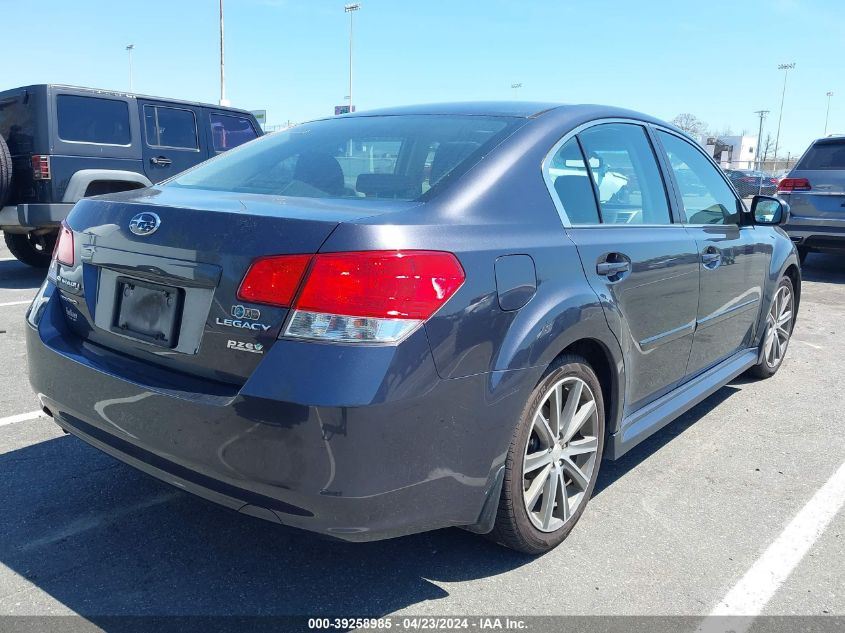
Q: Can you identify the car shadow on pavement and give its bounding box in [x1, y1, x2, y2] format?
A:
[0, 258, 45, 291]
[0, 430, 534, 617]
[800, 252, 845, 284]
[594, 385, 740, 497]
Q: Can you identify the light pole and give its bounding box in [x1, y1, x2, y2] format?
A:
[125, 44, 134, 92]
[772, 62, 795, 168]
[219, 0, 229, 106]
[511, 83, 523, 100]
[344, 3, 360, 113]
[754, 109, 769, 170]
[825, 91, 834, 136]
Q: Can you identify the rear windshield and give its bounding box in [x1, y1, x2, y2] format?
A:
[57, 94, 131, 145]
[169, 114, 520, 200]
[796, 139, 845, 170]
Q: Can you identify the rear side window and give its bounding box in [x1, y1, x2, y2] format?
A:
[57, 95, 131, 145]
[144, 105, 198, 149]
[170, 114, 519, 201]
[577, 123, 672, 225]
[209, 113, 258, 151]
[0, 94, 34, 154]
[546, 138, 601, 224]
[796, 139, 845, 170]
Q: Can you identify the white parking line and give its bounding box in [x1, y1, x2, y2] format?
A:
[793, 338, 823, 350]
[0, 410, 46, 428]
[702, 460, 845, 631]
[0, 299, 31, 308]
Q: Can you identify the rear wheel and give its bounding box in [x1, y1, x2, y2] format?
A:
[797, 246, 809, 265]
[748, 276, 795, 379]
[488, 355, 604, 554]
[4, 231, 56, 268]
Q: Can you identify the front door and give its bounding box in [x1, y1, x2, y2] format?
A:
[547, 124, 700, 414]
[655, 130, 771, 376]
[139, 101, 206, 183]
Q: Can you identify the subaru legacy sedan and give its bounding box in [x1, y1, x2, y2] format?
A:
[27, 103, 799, 554]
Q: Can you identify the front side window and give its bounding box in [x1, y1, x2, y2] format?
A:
[57, 95, 131, 145]
[658, 131, 740, 225]
[144, 105, 198, 149]
[170, 115, 519, 201]
[577, 123, 672, 225]
[209, 113, 258, 151]
[546, 138, 601, 225]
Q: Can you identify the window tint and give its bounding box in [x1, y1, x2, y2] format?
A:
[57, 95, 130, 145]
[546, 138, 601, 224]
[170, 115, 518, 201]
[658, 131, 740, 225]
[578, 123, 672, 225]
[145, 106, 198, 149]
[796, 139, 845, 170]
[209, 113, 258, 151]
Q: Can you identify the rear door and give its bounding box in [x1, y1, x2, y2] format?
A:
[654, 129, 770, 376]
[139, 101, 207, 182]
[546, 122, 700, 413]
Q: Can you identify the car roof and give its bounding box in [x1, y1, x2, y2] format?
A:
[0, 84, 255, 117]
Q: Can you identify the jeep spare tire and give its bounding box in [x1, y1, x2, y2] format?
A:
[0, 134, 11, 207]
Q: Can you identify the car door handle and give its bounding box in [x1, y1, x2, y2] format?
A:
[596, 261, 631, 277]
[701, 247, 722, 269]
[150, 156, 172, 166]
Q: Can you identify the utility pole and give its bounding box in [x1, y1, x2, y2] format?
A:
[126, 44, 134, 92]
[344, 4, 360, 113]
[825, 91, 834, 136]
[772, 62, 795, 168]
[754, 110, 769, 170]
[219, 0, 229, 106]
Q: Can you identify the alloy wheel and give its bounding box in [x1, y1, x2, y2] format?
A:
[764, 284, 793, 368]
[522, 377, 600, 533]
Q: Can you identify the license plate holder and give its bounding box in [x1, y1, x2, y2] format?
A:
[112, 278, 183, 348]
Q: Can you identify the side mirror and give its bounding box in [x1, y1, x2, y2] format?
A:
[751, 195, 790, 226]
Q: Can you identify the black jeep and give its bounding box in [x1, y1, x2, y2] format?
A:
[0, 84, 262, 266]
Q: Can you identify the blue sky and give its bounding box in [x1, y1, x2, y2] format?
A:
[3, 0, 843, 155]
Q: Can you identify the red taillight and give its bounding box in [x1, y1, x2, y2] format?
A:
[769, 178, 778, 184]
[31, 155, 50, 180]
[295, 250, 465, 320]
[777, 178, 812, 192]
[237, 254, 312, 307]
[53, 223, 74, 266]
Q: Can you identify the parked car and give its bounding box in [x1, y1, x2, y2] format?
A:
[777, 135, 845, 262]
[27, 103, 800, 554]
[725, 169, 778, 197]
[0, 84, 262, 266]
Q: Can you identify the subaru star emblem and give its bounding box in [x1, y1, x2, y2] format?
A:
[128, 212, 161, 236]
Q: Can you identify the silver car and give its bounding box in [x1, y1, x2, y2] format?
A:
[778, 135, 845, 262]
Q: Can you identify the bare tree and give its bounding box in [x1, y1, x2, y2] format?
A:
[671, 113, 708, 137]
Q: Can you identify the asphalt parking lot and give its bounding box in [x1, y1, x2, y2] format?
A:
[0, 234, 843, 626]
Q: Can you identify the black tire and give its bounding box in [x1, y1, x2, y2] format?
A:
[3, 231, 57, 268]
[488, 354, 605, 555]
[797, 247, 809, 265]
[0, 134, 11, 207]
[748, 275, 795, 379]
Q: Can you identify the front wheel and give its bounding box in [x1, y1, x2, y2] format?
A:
[3, 231, 56, 268]
[488, 355, 605, 554]
[748, 276, 795, 379]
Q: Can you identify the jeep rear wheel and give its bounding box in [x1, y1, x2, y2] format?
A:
[0, 135, 11, 207]
[4, 231, 56, 268]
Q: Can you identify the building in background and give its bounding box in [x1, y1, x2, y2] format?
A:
[698, 135, 758, 169]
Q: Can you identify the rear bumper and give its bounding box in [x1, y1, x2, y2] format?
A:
[0, 203, 73, 230]
[782, 216, 845, 252]
[27, 282, 530, 541]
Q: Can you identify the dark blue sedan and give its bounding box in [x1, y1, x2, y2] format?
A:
[27, 103, 800, 553]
